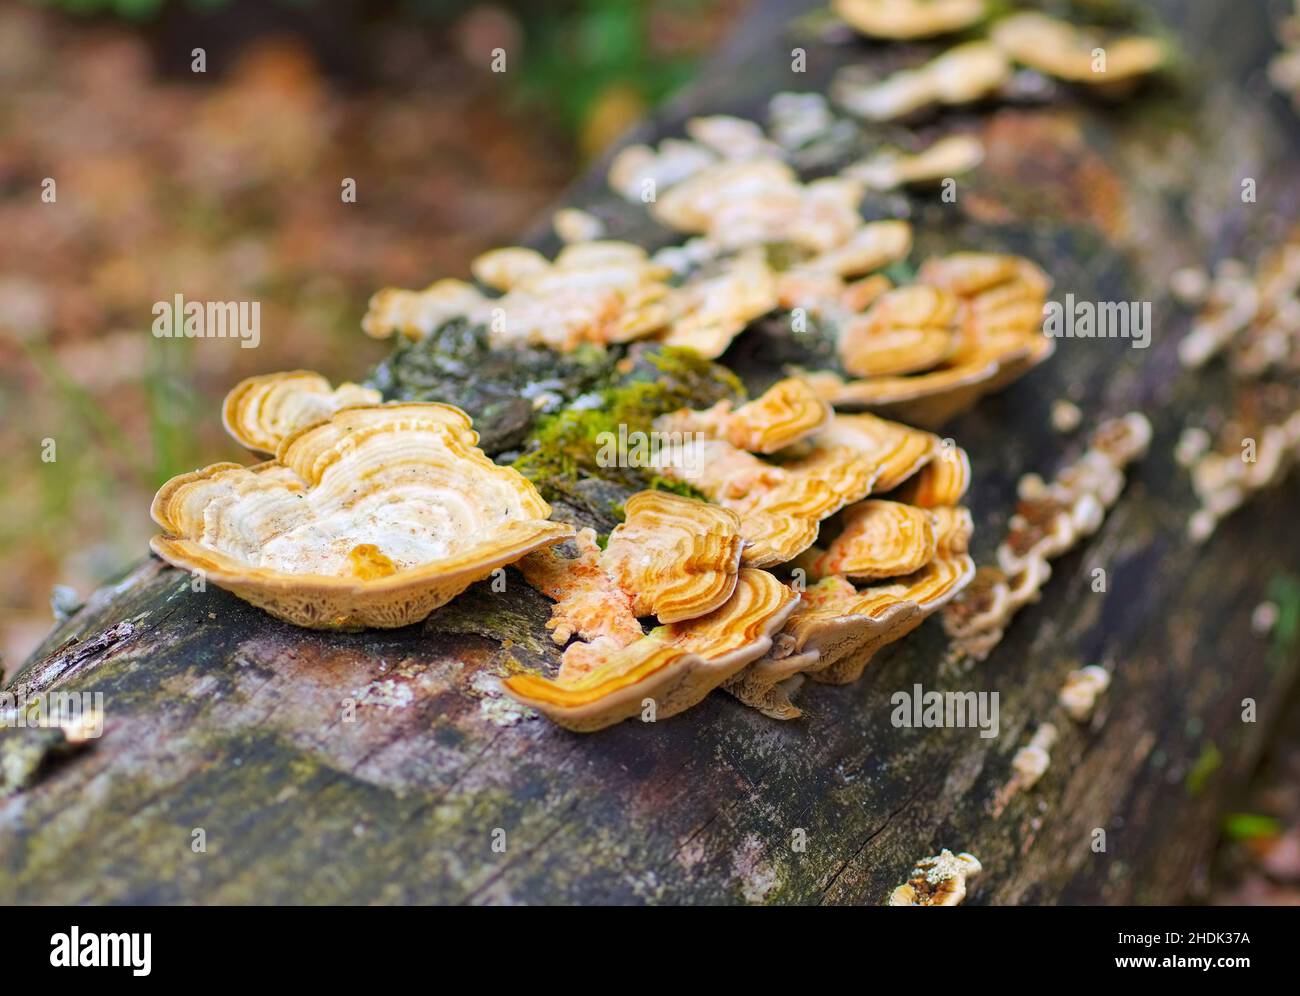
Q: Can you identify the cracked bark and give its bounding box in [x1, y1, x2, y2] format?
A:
[3, 0, 1299, 904]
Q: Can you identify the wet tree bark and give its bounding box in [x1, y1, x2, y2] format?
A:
[3, 0, 1299, 904]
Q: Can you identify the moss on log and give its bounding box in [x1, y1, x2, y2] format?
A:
[3, 0, 1300, 904]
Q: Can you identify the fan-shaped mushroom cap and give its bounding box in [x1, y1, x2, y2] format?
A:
[799, 252, 1054, 426]
[812, 412, 941, 491]
[470, 246, 551, 291]
[990, 12, 1166, 84]
[806, 505, 974, 684]
[797, 220, 914, 278]
[503, 569, 799, 731]
[362, 279, 486, 341]
[839, 284, 960, 377]
[553, 207, 606, 244]
[725, 377, 833, 452]
[150, 404, 573, 629]
[648, 436, 878, 567]
[659, 377, 832, 454]
[892, 442, 971, 506]
[888, 850, 983, 906]
[221, 371, 381, 456]
[811, 499, 937, 580]
[835, 42, 1011, 121]
[846, 134, 984, 191]
[834, 0, 986, 40]
[602, 491, 744, 622]
[919, 251, 1050, 338]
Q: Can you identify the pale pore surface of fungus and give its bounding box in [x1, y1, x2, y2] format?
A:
[502, 568, 799, 732]
[221, 370, 381, 456]
[799, 251, 1054, 426]
[990, 12, 1166, 85]
[151, 404, 573, 629]
[887, 849, 982, 906]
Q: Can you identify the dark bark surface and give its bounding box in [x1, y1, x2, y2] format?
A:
[3, 0, 1299, 904]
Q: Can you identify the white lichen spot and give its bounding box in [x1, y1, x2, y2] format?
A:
[732, 832, 779, 904]
[472, 671, 532, 726]
[351, 678, 413, 709]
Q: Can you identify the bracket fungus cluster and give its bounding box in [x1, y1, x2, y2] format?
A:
[730, 501, 975, 718]
[1171, 232, 1300, 541]
[648, 378, 937, 568]
[142, 0, 1188, 758]
[796, 251, 1055, 427]
[833, 8, 1166, 116]
[363, 239, 778, 360]
[989, 12, 1167, 88]
[603, 379, 976, 720]
[835, 42, 1012, 122]
[152, 380, 573, 629]
[503, 496, 797, 732]
[943, 413, 1151, 662]
[491, 373, 977, 727]
[887, 849, 983, 906]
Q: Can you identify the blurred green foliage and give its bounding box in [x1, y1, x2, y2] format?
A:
[510, 0, 704, 137]
[1221, 812, 1282, 841]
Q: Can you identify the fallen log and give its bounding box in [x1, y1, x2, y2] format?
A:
[3, 0, 1299, 904]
